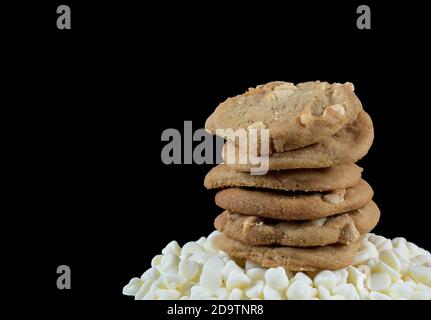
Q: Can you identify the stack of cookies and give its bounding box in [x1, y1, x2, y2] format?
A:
[204, 81, 380, 271]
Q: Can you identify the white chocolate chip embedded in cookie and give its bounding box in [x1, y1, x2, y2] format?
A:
[323, 189, 346, 205]
[300, 104, 346, 127]
[241, 216, 259, 234]
[312, 218, 327, 227]
[325, 104, 346, 116]
[299, 111, 314, 126]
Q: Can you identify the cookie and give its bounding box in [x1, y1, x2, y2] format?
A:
[205, 81, 363, 153]
[214, 201, 380, 247]
[215, 179, 373, 220]
[215, 234, 362, 271]
[223, 111, 374, 171]
[204, 163, 362, 192]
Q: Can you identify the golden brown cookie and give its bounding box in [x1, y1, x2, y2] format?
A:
[215, 234, 362, 271]
[204, 164, 362, 192]
[215, 179, 373, 220]
[214, 201, 380, 247]
[205, 81, 363, 153]
[223, 111, 374, 171]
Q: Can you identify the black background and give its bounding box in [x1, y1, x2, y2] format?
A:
[8, 0, 431, 315]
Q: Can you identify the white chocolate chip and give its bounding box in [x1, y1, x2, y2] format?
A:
[190, 285, 213, 300]
[178, 259, 200, 280]
[415, 283, 430, 291]
[221, 260, 243, 281]
[245, 280, 264, 299]
[411, 254, 431, 266]
[246, 268, 266, 281]
[265, 267, 289, 291]
[226, 270, 251, 290]
[161, 241, 181, 256]
[134, 281, 153, 300]
[333, 269, 349, 285]
[407, 242, 426, 257]
[263, 285, 283, 300]
[347, 266, 366, 291]
[408, 266, 431, 286]
[241, 216, 258, 233]
[299, 111, 314, 125]
[314, 270, 337, 290]
[196, 236, 206, 246]
[392, 248, 410, 273]
[386, 283, 413, 299]
[214, 288, 229, 299]
[324, 104, 346, 116]
[199, 268, 222, 291]
[151, 255, 163, 268]
[357, 265, 371, 279]
[188, 252, 213, 264]
[159, 254, 179, 271]
[181, 242, 204, 259]
[162, 272, 186, 289]
[312, 217, 327, 227]
[205, 231, 222, 253]
[376, 239, 393, 252]
[333, 284, 359, 300]
[317, 286, 331, 300]
[287, 281, 317, 300]
[323, 189, 346, 205]
[290, 272, 313, 286]
[155, 289, 181, 300]
[368, 234, 387, 248]
[141, 267, 159, 281]
[228, 288, 246, 300]
[411, 289, 431, 300]
[392, 237, 410, 256]
[202, 256, 224, 272]
[372, 261, 401, 282]
[143, 279, 165, 300]
[353, 242, 379, 265]
[369, 272, 392, 291]
[122, 277, 143, 296]
[177, 282, 193, 297]
[379, 250, 402, 272]
[369, 291, 391, 300]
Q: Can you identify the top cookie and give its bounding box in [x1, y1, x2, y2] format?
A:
[205, 81, 363, 152]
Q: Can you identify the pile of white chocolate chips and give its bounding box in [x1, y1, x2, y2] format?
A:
[123, 231, 431, 300]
